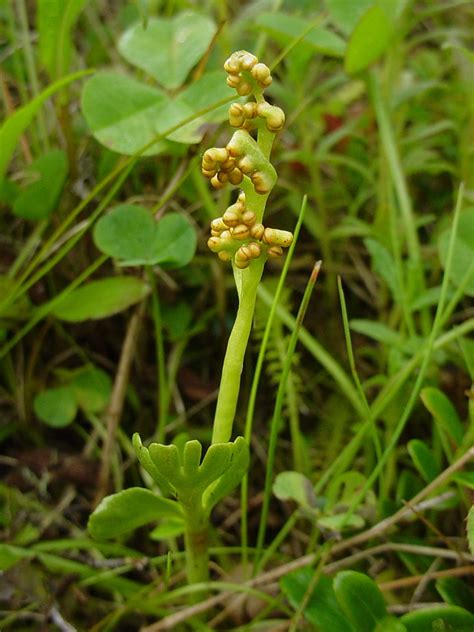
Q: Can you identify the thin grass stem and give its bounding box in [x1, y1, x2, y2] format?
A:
[254, 260, 322, 573]
[337, 276, 382, 463]
[341, 183, 465, 524]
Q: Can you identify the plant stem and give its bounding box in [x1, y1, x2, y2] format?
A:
[211, 111, 278, 446]
[184, 525, 209, 585]
[212, 256, 265, 444]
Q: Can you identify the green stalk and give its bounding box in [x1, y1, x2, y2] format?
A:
[6, 220, 47, 279]
[211, 117, 276, 445]
[212, 256, 265, 444]
[182, 506, 209, 586]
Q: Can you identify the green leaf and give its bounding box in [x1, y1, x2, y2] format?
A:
[70, 366, 112, 413]
[162, 71, 234, 144]
[162, 302, 193, 341]
[0, 178, 19, 205]
[375, 0, 408, 23]
[438, 209, 474, 297]
[149, 518, 186, 541]
[281, 568, 356, 631]
[0, 544, 34, 571]
[93, 204, 157, 264]
[326, 471, 372, 507]
[93, 205, 196, 268]
[324, 0, 374, 35]
[81, 72, 169, 156]
[420, 387, 464, 446]
[0, 541, 141, 595]
[150, 213, 197, 269]
[374, 618, 407, 632]
[344, 5, 393, 75]
[0, 275, 30, 319]
[451, 472, 474, 489]
[273, 471, 316, 510]
[202, 437, 250, 511]
[0, 70, 90, 181]
[12, 150, 68, 220]
[134, 434, 249, 513]
[435, 577, 474, 612]
[468, 505, 474, 555]
[400, 605, 474, 632]
[349, 319, 401, 346]
[317, 513, 365, 532]
[407, 439, 440, 483]
[81, 70, 231, 155]
[88, 488, 182, 540]
[118, 13, 216, 89]
[37, 0, 89, 79]
[13, 523, 40, 547]
[334, 571, 388, 632]
[410, 286, 444, 312]
[33, 386, 78, 427]
[255, 12, 345, 58]
[396, 470, 424, 502]
[374, 617, 407, 632]
[365, 238, 400, 302]
[51, 276, 150, 322]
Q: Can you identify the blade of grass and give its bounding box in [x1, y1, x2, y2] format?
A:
[0, 161, 135, 357]
[369, 70, 424, 295]
[257, 284, 365, 416]
[0, 254, 107, 358]
[256, 313, 474, 571]
[341, 183, 465, 525]
[337, 276, 382, 461]
[254, 260, 322, 573]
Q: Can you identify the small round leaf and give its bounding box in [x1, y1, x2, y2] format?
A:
[70, 366, 112, 413]
[34, 386, 77, 427]
[93, 205, 196, 268]
[118, 13, 216, 89]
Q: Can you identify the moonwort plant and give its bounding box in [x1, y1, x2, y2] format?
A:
[89, 51, 293, 586]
